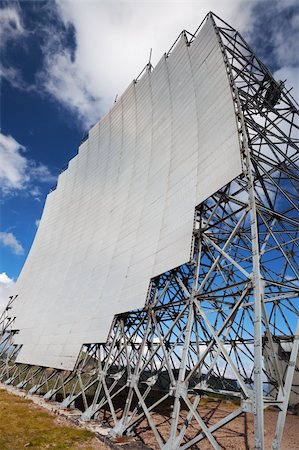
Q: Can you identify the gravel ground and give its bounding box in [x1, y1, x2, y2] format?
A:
[101, 398, 299, 449]
[122, 400, 299, 449]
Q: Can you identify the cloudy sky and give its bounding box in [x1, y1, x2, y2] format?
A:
[0, 0, 298, 309]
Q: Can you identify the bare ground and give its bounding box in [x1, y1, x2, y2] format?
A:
[1, 385, 298, 449]
[98, 397, 299, 450]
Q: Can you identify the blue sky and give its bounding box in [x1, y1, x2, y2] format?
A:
[0, 0, 298, 307]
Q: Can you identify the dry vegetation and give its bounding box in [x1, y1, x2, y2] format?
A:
[0, 389, 107, 450]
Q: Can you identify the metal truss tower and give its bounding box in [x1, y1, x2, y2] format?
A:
[1, 12, 298, 450]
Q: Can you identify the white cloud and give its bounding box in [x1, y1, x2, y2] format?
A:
[41, 48, 101, 128]
[0, 273, 15, 315]
[274, 66, 299, 105]
[30, 186, 42, 199]
[0, 5, 23, 48]
[35, 219, 41, 227]
[0, 231, 24, 256]
[0, 132, 56, 197]
[248, 1, 299, 77]
[38, 0, 253, 128]
[0, 5, 26, 88]
[0, 133, 27, 191]
[274, 29, 299, 69]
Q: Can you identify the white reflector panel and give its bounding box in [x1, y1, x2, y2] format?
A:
[12, 18, 242, 370]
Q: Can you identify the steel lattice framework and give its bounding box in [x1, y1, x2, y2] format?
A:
[0, 12, 298, 450]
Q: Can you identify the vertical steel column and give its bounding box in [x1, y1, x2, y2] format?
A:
[211, 13, 265, 448]
[245, 146, 265, 450]
[272, 319, 299, 450]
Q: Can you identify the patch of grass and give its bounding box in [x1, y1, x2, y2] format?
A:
[0, 389, 96, 449]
